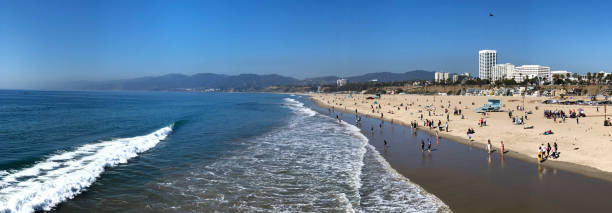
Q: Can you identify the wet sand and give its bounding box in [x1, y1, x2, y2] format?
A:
[305, 97, 612, 213]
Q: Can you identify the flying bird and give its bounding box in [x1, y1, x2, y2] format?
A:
[489, 12, 494, 17]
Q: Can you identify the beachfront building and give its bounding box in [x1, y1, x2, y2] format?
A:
[336, 78, 348, 87]
[551, 70, 572, 82]
[452, 73, 470, 83]
[513, 65, 551, 83]
[551, 70, 571, 76]
[434, 72, 449, 83]
[492, 63, 515, 82]
[478, 50, 497, 80]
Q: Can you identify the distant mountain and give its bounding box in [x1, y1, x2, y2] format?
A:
[301, 70, 435, 85]
[61, 70, 436, 91]
[300, 76, 340, 85]
[65, 73, 299, 91]
[346, 70, 434, 83]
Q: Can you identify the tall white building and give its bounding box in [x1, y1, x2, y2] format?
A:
[513, 65, 551, 83]
[492, 63, 515, 82]
[478, 50, 497, 80]
[434, 72, 449, 83]
[336, 78, 348, 87]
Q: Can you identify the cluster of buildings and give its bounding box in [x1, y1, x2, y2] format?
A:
[479, 49, 611, 84]
[336, 78, 348, 87]
[434, 72, 470, 83]
[479, 50, 553, 83]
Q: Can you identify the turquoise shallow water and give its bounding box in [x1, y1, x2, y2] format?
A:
[0, 90, 447, 212]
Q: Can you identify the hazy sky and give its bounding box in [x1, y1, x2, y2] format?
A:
[1, 0, 611, 89]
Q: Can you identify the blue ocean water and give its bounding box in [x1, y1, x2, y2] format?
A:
[0, 90, 448, 212]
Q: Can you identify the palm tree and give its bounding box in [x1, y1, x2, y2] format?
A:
[587, 72, 592, 84]
[552, 74, 560, 85]
[596, 73, 604, 84]
[572, 73, 579, 80]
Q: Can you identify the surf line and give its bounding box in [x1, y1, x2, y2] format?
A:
[0, 123, 175, 213]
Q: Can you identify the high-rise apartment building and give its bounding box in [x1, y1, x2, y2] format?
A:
[434, 72, 449, 83]
[336, 78, 348, 87]
[492, 63, 515, 82]
[478, 50, 497, 80]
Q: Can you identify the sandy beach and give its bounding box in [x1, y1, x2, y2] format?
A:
[309, 93, 612, 177]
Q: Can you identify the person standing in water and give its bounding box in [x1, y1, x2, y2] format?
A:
[428, 140, 432, 152]
[500, 141, 505, 154]
[384, 140, 388, 151]
[421, 140, 425, 152]
[487, 139, 492, 153]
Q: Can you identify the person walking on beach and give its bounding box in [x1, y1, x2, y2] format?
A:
[445, 122, 448, 132]
[500, 141, 505, 154]
[546, 143, 551, 157]
[487, 139, 492, 153]
[428, 140, 432, 152]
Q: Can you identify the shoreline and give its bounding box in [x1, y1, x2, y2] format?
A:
[306, 93, 612, 183]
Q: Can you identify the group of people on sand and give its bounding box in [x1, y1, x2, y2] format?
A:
[478, 118, 487, 127]
[544, 109, 584, 120]
[453, 108, 463, 115]
[512, 116, 525, 125]
[537, 142, 559, 163]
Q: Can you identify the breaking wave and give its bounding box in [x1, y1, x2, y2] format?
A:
[283, 98, 316, 117]
[0, 124, 174, 213]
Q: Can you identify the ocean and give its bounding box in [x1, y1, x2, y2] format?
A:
[0, 90, 448, 212]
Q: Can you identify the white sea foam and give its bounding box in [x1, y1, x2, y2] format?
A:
[283, 98, 316, 117]
[336, 119, 449, 212]
[0, 124, 173, 213]
[147, 98, 448, 212]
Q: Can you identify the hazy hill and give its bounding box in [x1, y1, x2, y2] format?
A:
[62, 70, 436, 91]
[66, 73, 298, 91]
[301, 70, 435, 85]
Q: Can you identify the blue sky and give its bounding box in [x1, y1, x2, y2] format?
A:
[1, 0, 611, 88]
